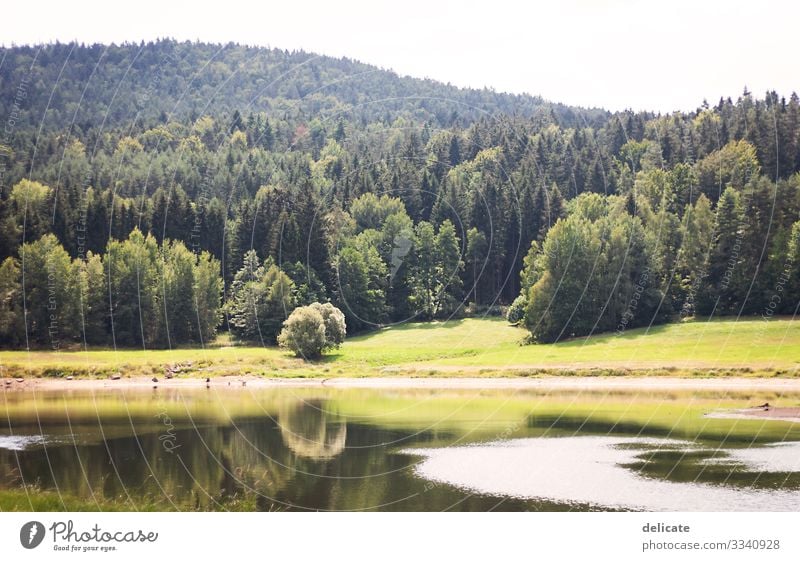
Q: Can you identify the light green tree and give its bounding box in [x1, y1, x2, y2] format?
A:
[278, 306, 327, 358]
[20, 234, 81, 346]
[309, 302, 346, 348]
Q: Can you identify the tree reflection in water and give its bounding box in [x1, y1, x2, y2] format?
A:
[278, 399, 347, 460]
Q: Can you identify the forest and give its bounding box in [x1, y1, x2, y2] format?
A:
[1, 40, 800, 349]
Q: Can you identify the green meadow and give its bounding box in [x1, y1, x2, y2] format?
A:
[1, 316, 799, 379]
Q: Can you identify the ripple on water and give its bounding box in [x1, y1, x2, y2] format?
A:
[402, 437, 800, 511]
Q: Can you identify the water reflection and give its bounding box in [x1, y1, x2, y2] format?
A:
[0, 387, 799, 511]
[278, 400, 347, 460]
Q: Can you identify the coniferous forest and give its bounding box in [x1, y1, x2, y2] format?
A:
[2, 40, 800, 349]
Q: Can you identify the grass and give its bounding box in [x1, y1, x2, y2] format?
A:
[414, 316, 800, 370]
[1, 316, 799, 379]
[0, 338, 294, 378]
[311, 315, 800, 376]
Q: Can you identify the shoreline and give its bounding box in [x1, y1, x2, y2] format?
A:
[5, 375, 800, 392]
[705, 406, 800, 423]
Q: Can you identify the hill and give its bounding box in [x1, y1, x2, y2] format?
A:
[0, 40, 607, 131]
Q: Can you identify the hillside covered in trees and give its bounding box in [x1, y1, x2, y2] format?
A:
[1, 40, 799, 349]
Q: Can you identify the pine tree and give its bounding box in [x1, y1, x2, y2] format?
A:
[228, 252, 297, 342]
[676, 195, 714, 313]
[0, 257, 23, 345]
[696, 188, 742, 315]
[465, 228, 488, 305]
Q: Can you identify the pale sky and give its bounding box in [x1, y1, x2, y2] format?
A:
[3, 0, 797, 112]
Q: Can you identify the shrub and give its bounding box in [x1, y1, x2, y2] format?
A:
[506, 295, 526, 324]
[278, 303, 347, 359]
[309, 302, 347, 348]
[278, 307, 327, 358]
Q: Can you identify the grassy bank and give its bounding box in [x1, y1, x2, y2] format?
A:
[1, 317, 799, 379]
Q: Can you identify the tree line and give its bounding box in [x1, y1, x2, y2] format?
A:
[0, 227, 222, 348]
[515, 180, 800, 342]
[0, 183, 466, 348]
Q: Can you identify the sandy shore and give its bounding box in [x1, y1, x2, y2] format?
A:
[705, 406, 800, 422]
[741, 406, 800, 418]
[4, 375, 800, 392]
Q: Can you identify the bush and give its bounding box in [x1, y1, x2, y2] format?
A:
[309, 302, 346, 347]
[278, 303, 347, 359]
[278, 307, 327, 358]
[506, 295, 526, 325]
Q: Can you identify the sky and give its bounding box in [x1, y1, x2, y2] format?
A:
[2, 0, 797, 113]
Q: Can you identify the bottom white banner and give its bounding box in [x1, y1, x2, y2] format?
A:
[1, 512, 797, 560]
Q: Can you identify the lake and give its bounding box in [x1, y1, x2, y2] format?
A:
[1, 385, 799, 511]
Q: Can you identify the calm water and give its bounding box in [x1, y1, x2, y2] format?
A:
[1, 385, 799, 511]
